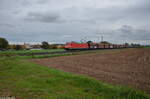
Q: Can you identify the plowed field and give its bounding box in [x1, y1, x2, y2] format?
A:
[31, 48, 150, 93]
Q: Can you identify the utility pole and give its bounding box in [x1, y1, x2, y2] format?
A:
[96, 28, 105, 43]
[97, 33, 104, 42]
[96, 32, 102, 43]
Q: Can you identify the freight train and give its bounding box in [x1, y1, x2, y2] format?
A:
[64, 41, 129, 50]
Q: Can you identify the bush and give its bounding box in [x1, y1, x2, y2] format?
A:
[0, 37, 9, 49]
[41, 41, 49, 49]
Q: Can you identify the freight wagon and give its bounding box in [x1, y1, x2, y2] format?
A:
[64, 42, 128, 50]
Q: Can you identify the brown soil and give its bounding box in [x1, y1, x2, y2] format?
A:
[30, 48, 150, 93]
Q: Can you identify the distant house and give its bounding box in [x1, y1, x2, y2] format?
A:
[49, 44, 65, 49]
[23, 43, 32, 49]
[30, 44, 43, 50]
[56, 44, 65, 49]
[23, 43, 42, 50]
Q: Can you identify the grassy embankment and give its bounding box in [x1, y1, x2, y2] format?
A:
[0, 57, 150, 99]
[0, 48, 133, 59]
[0, 49, 66, 58]
[0, 49, 65, 54]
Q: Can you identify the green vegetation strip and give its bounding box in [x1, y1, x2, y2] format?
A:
[0, 48, 130, 59]
[0, 49, 65, 54]
[0, 58, 149, 99]
[143, 46, 150, 48]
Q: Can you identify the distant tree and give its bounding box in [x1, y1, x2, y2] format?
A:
[87, 41, 93, 48]
[41, 41, 49, 49]
[0, 37, 9, 49]
[131, 43, 141, 47]
[87, 41, 93, 44]
[125, 42, 129, 46]
[100, 41, 111, 44]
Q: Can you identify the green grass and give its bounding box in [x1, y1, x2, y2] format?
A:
[0, 49, 65, 54]
[143, 46, 150, 48]
[0, 49, 65, 58]
[0, 58, 149, 99]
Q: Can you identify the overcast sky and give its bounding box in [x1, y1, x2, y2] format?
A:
[0, 0, 150, 44]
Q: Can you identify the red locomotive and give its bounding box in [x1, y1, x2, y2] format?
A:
[64, 41, 128, 50]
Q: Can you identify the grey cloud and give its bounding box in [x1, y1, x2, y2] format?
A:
[22, 0, 31, 6]
[21, 0, 49, 5]
[61, 6, 124, 26]
[37, 0, 49, 4]
[0, 23, 15, 28]
[118, 25, 133, 34]
[117, 25, 150, 40]
[24, 11, 63, 23]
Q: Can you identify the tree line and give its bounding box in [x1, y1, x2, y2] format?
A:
[0, 37, 64, 50]
[0, 37, 142, 51]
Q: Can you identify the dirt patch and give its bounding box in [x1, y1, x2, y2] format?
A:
[30, 48, 150, 93]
